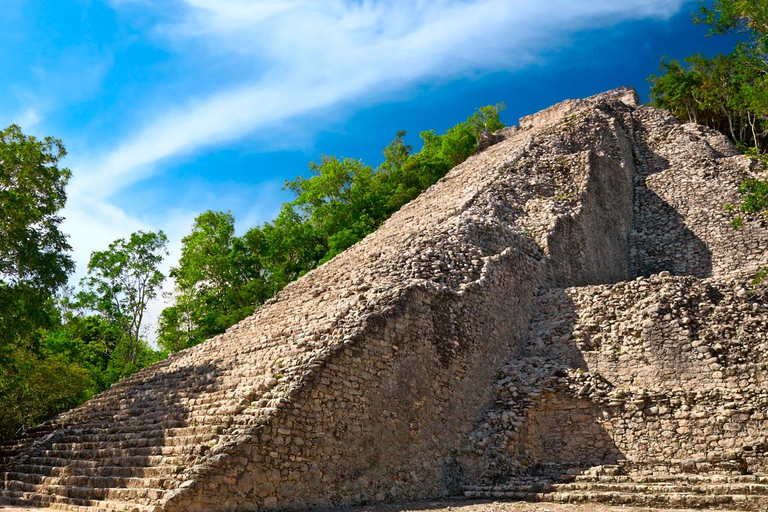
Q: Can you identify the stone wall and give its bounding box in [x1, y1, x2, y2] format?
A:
[631, 107, 768, 279]
[461, 275, 768, 484]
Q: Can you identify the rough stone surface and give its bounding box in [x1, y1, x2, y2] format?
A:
[0, 500, 754, 512]
[2, 87, 768, 511]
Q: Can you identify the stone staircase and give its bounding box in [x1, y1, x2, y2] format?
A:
[0, 423, 58, 466]
[0, 357, 277, 511]
[0, 411, 191, 510]
[464, 466, 768, 510]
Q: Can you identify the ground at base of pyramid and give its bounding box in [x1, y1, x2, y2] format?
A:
[0, 503, 752, 512]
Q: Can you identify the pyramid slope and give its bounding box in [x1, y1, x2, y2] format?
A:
[460, 93, 768, 510]
[156, 88, 641, 512]
[2, 87, 768, 511]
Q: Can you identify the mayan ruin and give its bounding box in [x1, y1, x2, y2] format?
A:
[2, 87, 768, 511]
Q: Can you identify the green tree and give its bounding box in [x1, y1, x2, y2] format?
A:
[103, 337, 163, 385]
[0, 124, 74, 355]
[159, 211, 269, 352]
[0, 350, 94, 441]
[378, 131, 417, 200]
[650, 50, 768, 150]
[78, 231, 168, 366]
[256, 206, 327, 291]
[41, 315, 123, 389]
[650, 2, 768, 152]
[696, 0, 768, 47]
[381, 103, 505, 204]
[0, 124, 81, 440]
[441, 104, 505, 166]
[287, 156, 387, 261]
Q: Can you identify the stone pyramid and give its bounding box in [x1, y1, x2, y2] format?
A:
[2, 87, 768, 511]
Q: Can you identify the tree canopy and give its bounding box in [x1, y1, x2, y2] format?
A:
[78, 231, 168, 368]
[0, 124, 81, 440]
[0, 125, 74, 351]
[650, 1, 768, 152]
[159, 212, 268, 352]
[695, 0, 768, 46]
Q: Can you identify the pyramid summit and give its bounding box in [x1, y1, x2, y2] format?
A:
[3, 87, 768, 511]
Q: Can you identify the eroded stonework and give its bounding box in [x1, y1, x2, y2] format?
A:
[2, 87, 768, 511]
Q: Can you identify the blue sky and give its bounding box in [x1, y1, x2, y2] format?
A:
[0, 0, 738, 333]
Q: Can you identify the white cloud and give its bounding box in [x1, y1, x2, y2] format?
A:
[12, 108, 39, 129]
[77, 0, 687, 200]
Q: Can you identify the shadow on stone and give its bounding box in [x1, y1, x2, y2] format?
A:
[630, 126, 714, 279]
[460, 287, 625, 487]
[631, 187, 713, 278]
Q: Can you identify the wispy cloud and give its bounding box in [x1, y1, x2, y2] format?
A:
[12, 108, 39, 129]
[76, 0, 686, 199]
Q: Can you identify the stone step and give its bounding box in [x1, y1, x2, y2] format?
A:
[573, 473, 768, 484]
[463, 488, 768, 510]
[32, 441, 211, 459]
[2, 470, 173, 490]
[0, 436, 41, 449]
[23, 454, 191, 469]
[20, 423, 61, 436]
[47, 502, 161, 512]
[0, 450, 23, 466]
[56, 425, 224, 445]
[2, 478, 167, 504]
[47, 434, 221, 453]
[55, 405, 238, 430]
[6, 463, 183, 479]
[78, 388, 249, 412]
[480, 481, 768, 495]
[0, 445, 28, 456]
[465, 471, 768, 488]
[66, 415, 184, 428]
[1, 487, 161, 511]
[40, 388, 257, 426]
[1, 432, 219, 469]
[18, 420, 187, 440]
[121, 414, 229, 429]
[0, 426, 59, 464]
